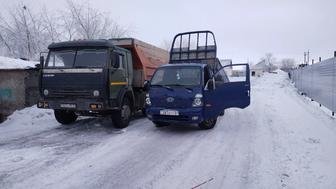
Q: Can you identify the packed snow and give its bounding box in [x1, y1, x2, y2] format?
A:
[0, 56, 37, 69]
[0, 71, 335, 189]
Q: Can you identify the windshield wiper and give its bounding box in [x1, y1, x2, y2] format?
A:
[151, 84, 173, 91]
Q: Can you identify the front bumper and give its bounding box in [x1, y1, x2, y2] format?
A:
[146, 107, 204, 124]
[37, 98, 109, 111]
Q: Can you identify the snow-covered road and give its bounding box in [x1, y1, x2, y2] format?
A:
[1, 71, 335, 189]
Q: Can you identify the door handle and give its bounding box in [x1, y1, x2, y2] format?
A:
[247, 90, 250, 97]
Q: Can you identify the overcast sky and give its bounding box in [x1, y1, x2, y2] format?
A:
[1, 0, 335, 64]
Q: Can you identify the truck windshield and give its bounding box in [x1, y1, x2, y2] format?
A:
[151, 66, 201, 87]
[45, 50, 75, 68]
[74, 49, 107, 68]
[45, 49, 107, 68]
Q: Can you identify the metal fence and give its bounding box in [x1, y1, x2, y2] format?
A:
[290, 57, 336, 115]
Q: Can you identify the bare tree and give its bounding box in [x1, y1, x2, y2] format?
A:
[0, 1, 130, 59]
[0, 5, 44, 59]
[261, 53, 278, 72]
[265, 53, 276, 65]
[280, 58, 296, 72]
[41, 7, 61, 43]
[65, 0, 129, 39]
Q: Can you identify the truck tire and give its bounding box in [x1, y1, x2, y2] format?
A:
[112, 98, 131, 128]
[54, 110, 78, 125]
[199, 118, 217, 130]
[141, 108, 146, 116]
[153, 121, 169, 127]
[0, 113, 4, 123]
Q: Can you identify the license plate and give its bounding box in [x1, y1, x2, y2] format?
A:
[160, 109, 179, 116]
[60, 103, 76, 109]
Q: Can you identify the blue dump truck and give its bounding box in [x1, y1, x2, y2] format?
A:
[145, 31, 250, 129]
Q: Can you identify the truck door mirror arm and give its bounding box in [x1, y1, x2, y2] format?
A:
[39, 56, 44, 66]
[39, 51, 48, 69]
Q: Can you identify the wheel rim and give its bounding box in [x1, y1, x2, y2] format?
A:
[204, 119, 215, 127]
[121, 104, 131, 122]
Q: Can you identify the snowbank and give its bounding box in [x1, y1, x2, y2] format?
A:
[0, 56, 37, 69]
[0, 106, 57, 142]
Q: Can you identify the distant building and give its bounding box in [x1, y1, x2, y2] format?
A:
[251, 60, 268, 77]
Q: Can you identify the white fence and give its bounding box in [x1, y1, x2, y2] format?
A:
[289, 57, 336, 115]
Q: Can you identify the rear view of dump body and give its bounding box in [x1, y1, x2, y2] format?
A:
[38, 38, 168, 128]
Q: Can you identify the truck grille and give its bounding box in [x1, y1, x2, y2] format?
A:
[49, 89, 92, 97]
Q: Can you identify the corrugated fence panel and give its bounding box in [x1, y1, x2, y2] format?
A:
[332, 58, 335, 112]
[290, 57, 336, 113]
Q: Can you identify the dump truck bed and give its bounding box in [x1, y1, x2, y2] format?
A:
[111, 38, 169, 88]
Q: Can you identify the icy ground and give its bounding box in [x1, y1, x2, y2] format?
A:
[0, 71, 335, 189]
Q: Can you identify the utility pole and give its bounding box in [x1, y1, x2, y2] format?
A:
[303, 50, 310, 65]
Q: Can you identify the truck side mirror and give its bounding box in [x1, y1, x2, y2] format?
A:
[206, 78, 215, 91]
[112, 54, 120, 68]
[39, 56, 44, 68]
[113, 60, 120, 68]
[144, 80, 150, 91]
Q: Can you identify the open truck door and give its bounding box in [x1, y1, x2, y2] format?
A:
[204, 63, 250, 119]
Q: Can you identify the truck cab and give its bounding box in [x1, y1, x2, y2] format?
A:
[38, 39, 168, 128]
[145, 31, 250, 129]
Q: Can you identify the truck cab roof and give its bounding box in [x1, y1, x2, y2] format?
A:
[48, 39, 115, 49]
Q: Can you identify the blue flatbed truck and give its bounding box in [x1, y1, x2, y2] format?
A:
[145, 31, 251, 129]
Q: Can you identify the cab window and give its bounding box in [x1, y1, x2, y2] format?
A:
[112, 53, 125, 69]
[214, 68, 229, 87]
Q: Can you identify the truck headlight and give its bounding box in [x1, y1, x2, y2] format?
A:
[145, 93, 151, 105]
[192, 93, 203, 107]
[43, 89, 49, 96]
[93, 90, 100, 97]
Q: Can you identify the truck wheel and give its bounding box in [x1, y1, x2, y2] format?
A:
[153, 121, 169, 127]
[141, 108, 146, 116]
[112, 98, 131, 128]
[54, 110, 78, 125]
[0, 113, 4, 123]
[199, 118, 217, 130]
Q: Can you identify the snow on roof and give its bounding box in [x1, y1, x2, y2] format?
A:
[0, 56, 37, 70]
[251, 60, 267, 70]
